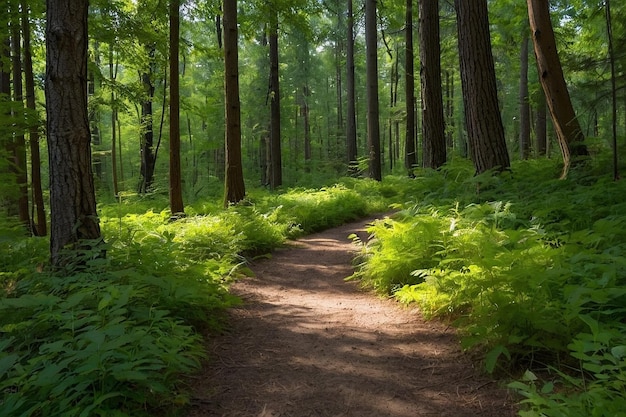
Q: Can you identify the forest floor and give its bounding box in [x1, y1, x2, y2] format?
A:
[186, 215, 518, 417]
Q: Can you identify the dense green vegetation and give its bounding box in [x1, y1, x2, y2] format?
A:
[3, 156, 626, 416]
[350, 157, 626, 417]
[0, 181, 386, 416]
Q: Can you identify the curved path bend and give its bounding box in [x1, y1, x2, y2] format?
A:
[188, 216, 516, 417]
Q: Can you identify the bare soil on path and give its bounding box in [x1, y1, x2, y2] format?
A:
[187, 216, 517, 417]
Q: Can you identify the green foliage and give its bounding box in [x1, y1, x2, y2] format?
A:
[1, 180, 387, 416]
[0, 253, 215, 417]
[349, 158, 626, 416]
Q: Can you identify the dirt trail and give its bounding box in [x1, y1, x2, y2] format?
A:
[187, 216, 517, 417]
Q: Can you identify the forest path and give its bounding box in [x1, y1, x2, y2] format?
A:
[187, 215, 516, 417]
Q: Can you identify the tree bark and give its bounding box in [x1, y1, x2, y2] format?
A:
[223, 0, 246, 206]
[346, 0, 358, 174]
[169, 0, 184, 215]
[10, 7, 30, 229]
[46, 0, 101, 265]
[455, 0, 510, 174]
[21, 0, 46, 236]
[420, 0, 446, 169]
[365, 0, 381, 181]
[138, 45, 156, 193]
[268, 10, 282, 189]
[527, 0, 588, 178]
[519, 33, 531, 160]
[404, 0, 416, 175]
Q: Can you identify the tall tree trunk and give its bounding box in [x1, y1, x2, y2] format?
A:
[420, 0, 447, 169]
[535, 91, 547, 156]
[445, 70, 455, 149]
[365, 0, 381, 181]
[169, 0, 184, 215]
[455, 0, 510, 174]
[404, 0, 416, 176]
[346, 0, 358, 174]
[109, 45, 119, 198]
[527, 0, 588, 178]
[268, 9, 282, 188]
[21, 0, 46, 236]
[519, 33, 531, 160]
[46, 0, 101, 265]
[223, 0, 245, 206]
[10, 7, 30, 229]
[605, 0, 618, 180]
[335, 0, 344, 145]
[138, 46, 156, 193]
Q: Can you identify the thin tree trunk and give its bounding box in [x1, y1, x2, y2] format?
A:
[346, 0, 358, 174]
[268, 9, 282, 189]
[223, 0, 246, 206]
[535, 91, 547, 157]
[420, 0, 447, 169]
[169, 0, 184, 215]
[404, 0, 416, 175]
[519, 33, 531, 160]
[21, 0, 46, 236]
[527, 0, 588, 178]
[138, 46, 156, 193]
[10, 8, 30, 229]
[109, 45, 119, 198]
[606, 0, 619, 180]
[365, 0, 382, 181]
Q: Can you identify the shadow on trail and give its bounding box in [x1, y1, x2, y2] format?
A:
[188, 217, 516, 417]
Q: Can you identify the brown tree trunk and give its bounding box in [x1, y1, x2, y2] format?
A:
[21, 0, 46, 236]
[109, 45, 119, 198]
[519, 33, 531, 159]
[527, 0, 588, 177]
[169, 0, 184, 215]
[455, 0, 510, 174]
[535, 91, 547, 156]
[420, 0, 447, 169]
[404, 0, 416, 176]
[10, 8, 30, 229]
[138, 46, 156, 193]
[223, 0, 246, 206]
[346, 0, 358, 174]
[365, 0, 381, 181]
[268, 9, 282, 189]
[46, 0, 101, 265]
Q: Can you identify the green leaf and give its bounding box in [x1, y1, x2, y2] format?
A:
[611, 345, 626, 360]
[484, 345, 510, 374]
[0, 353, 19, 376]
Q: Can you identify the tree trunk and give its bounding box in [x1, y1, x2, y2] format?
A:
[223, 0, 246, 206]
[455, 0, 510, 174]
[46, 0, 101, 265]
[138, 46, 156, 193]
[527, 0, 588, 178]
[365, 0, 381, 181]
[519, 33, 531, 160]
[10, 8, 30, 229]
[420, 0, 447, 169]
[21, 0, 46, 236]
[169, 0, 184, 215]
[268, 9, 282, 189]
[346, 0, 358, 174]
[404, 0, 416, 176]
[535, 91, 547, 156]
[109, 45, 119, 198]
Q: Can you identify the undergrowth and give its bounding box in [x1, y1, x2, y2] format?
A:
[0, 183, 385, 416]
[349, 158, 626, 416]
